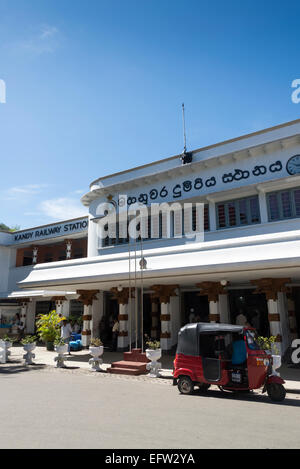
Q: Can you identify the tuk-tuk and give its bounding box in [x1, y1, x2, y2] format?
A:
[173, 323, 286, 402]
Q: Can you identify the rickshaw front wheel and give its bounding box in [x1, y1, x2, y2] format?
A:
[178, 376, 194, 395]
[266, 383, 286, 402]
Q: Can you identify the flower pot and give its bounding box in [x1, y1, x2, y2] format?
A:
[145, 348, 162, 378]
[272, 354, 282, 376]
[23, 342, 36, 365]
[55, 344, 69, 355]
[145, 348, 162, 362]
[89, 345, 104, 359]
[23, 343, 36, 353]
[0, 340, 12, 362]
[46, 341, 54, 351]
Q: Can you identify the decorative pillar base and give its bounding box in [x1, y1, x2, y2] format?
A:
[89, 357, 103, 372]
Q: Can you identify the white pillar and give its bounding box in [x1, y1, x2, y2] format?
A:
[82, 305, 92, 347]
[209, 300, 220, 323]
[62, 300, 70, 318]
[267, 299, 283, 356]
[20, 301, 29, 333]
[118, 303, 129, 350]
[87, 213, 99, 257]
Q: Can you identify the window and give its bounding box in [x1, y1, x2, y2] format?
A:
[267, 188, 300, 221]
[216, 196, 260, 229]
[103, 204, 210, 247]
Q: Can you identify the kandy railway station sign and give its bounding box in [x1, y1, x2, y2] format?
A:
[13, 218, 88, 245]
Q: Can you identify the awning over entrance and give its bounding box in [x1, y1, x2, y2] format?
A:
[5, 290, 78, 299]
[17, 229, 300, 291]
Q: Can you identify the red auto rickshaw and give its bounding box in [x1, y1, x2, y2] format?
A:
[173, 323, 286, 402]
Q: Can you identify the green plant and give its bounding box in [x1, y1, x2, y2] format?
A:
[21, 335, 37, 345]
[54, 337, 66, 346]
[90, 337, 103, 347]
[2, 335, 17, 343]
[257, 336, 279, 354]
[36, 310, 62, 344]
[145, 335, 161, 350]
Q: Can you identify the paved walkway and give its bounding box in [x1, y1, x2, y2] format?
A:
[5, 344, 300, 391]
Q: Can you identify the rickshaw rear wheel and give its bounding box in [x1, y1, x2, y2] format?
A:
[266, 383, 286, 402]
[178, 376, 194, 395]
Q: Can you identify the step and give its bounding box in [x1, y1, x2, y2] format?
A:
[107, 367, 145, 376]
[110, 360, 147, 370]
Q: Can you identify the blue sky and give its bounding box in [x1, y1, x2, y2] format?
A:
[0, 0, 300, 229]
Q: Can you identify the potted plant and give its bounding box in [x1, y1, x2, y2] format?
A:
[54, 336, 68, 368]
[257, 335, 281, 375]
[36, 310, 62, 351]
[0, 335, 17, 361]
[145, 335, 162, 377]
[89, 338, 104, 371]
[0, 335, 14, 362]
[21, 335, 37, 365]
[89, 337, 104, 359]
[54, 336, 69, 355]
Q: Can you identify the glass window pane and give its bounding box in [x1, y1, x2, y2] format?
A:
[280, 191, 292, 218]
[217, 204, 226, 228]
[238, 199, 248, 225]
[228, 202, 236, 226]
[204, 205, 209, 231]
[249, 197, 260, 223]
[294, 190, 300, 216]
[268, 194, 280, 220]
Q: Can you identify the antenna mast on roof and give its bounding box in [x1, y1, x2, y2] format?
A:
[181, 103, 193, 164]
[182, 103, 187, 154]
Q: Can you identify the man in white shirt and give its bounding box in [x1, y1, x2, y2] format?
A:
[61, 319, 73, 354]
[235, 311, 248, 326]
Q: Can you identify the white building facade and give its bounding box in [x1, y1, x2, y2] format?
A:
[2, 119, 300, 355]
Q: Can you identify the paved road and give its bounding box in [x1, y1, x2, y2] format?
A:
[0, 365, 300, 449]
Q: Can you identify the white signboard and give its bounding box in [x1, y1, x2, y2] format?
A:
[13, 218, 88, 245]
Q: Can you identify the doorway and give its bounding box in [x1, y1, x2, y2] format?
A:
[183, 292, 209, 325]
[228, 289, 269, 336]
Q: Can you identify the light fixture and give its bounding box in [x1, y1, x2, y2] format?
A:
[139, 257, 147, 270]
[220, 280, 227, 286]
[117, 285, 123, 292]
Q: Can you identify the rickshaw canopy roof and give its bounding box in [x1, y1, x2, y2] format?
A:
[176, 322, 245, 356]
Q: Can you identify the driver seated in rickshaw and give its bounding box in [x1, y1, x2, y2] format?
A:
[231, 338, 247, 367]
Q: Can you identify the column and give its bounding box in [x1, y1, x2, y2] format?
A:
[32, 246, 38, 264]
[110, 287, 134, 351]
[19, 300, 29, 334]
[150, 295, 159, 339]
[65, 240, 72, 259]
[52, 296, 66, 317]
[150, 285, 179, 351]
[196, 282, 226, 323]
[77, 290, 99, 348]
[251, 278, 291, 356]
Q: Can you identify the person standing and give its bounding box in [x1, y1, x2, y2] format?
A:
[235, 310, 248, 326]
[111, 318, 119, 352]
[61, 319, 73, 354]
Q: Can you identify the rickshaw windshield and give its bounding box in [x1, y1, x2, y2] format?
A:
[245, 329, 262, 350]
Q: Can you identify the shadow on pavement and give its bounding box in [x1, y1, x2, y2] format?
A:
[182, 387, 300, 407]
[0, 364, 46, 374]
